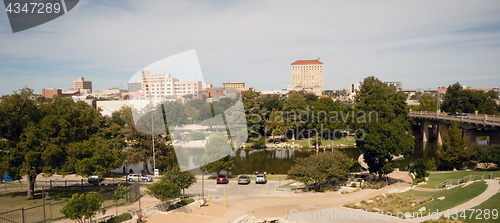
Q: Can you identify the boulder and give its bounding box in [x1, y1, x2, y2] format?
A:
[437, 196, 445, 200]
[418, 207, 426, 212]
[232, 215, 250, 223]
[367, 200, 374, 203]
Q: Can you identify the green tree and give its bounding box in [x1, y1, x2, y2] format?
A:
[441, 82, 499, 114]
[113, 105, 173, 175]
[0, 89, 125, 197]
[470, 145, 500, 168]
[60, 193, 104, 223]
[287, 152, 352, 190]
[112, 184, 128, 216]
[283, 91, 307, 140]
[410, 91, 423, 100]
[242, 90, 265, 137]
[161, 164, 196, 194]
[409, 158, 431, 179]
[146, 180, 180, 202]
[437, 122, 468, 169]
[265, 108, 287, 142]
[261, 94, 283, 111]
[418, 93, 437, 112]
[200, 136, 233, 175]
[355, 77, 415, 180]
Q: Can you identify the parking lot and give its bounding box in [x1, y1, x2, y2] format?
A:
[184, 176, 294, 202]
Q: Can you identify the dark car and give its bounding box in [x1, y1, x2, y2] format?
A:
[88, 176, 104, 184]
[216, 175, 229, 184]
[238, 175, 250, 184]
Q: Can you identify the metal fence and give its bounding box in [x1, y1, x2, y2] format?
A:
[0, 200, 67, 223]
[0, 183, 140, 223]
[434, 173, 491, 189]
[1, 178, 130, 193]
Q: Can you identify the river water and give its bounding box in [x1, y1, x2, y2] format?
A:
[229, 139, 439, 175]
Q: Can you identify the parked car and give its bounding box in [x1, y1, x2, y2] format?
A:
[458, 113, 470, 118]
[255, 174, 267, 184]
[127, 174, 153, 182]
[88, 175, 104, 184]
[238, 175, 250, 184]
[217, 175, 229, 184]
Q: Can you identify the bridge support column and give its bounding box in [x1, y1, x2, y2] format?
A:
[422, 120, 429, 142]
[437, 123, 444, 146]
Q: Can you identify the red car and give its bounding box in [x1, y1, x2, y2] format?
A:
[216, 175, 229, 184]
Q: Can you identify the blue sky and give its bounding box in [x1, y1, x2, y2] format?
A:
[1, 0, 500, 96]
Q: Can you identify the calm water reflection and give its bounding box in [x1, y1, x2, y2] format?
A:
[229, 139, 438, 175]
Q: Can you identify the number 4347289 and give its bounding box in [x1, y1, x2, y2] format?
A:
[5, 2, 61, 14]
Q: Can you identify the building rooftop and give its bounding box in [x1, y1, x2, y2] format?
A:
[291, 59, 323, 65]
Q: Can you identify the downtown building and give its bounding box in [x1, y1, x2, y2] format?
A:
[291, 58, 323, 96]
[140, 70, 202, 99]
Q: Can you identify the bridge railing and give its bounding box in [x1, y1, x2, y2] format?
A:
[409, 111, 500, 127]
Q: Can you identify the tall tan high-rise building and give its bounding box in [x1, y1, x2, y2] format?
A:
[291, 58, 323, 96]
[74, 77, 92, 92]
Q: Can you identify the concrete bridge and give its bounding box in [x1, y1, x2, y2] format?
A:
[409, 111, 500, 146]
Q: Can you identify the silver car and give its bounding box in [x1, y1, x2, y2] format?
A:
[255, 174, 267, 184]
[238, 175, 250, 184]
[127, 174, 153, 182]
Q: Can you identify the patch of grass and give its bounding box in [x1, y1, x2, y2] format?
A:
[403, 181, 488, 214]
[418, 170, 500, 189]
[461, 192, 500, 223]
[278, 182, 303, 189]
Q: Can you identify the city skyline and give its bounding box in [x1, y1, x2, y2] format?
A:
[1, 1, 500, 96]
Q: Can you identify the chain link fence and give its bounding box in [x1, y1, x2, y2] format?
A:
[0, 181, 141, 223]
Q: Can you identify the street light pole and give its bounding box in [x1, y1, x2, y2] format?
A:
[152, 108, 156, 172]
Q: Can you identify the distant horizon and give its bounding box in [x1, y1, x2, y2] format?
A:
[2, 1, 500, 96]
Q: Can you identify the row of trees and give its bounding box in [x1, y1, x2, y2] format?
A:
[410, 82, 499, 114]
[283, 76, 415, 183]
[437, 121, 500, 170]
[0, 88, 125, 197]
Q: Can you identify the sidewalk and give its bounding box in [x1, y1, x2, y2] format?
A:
[142, 172, 499, 223]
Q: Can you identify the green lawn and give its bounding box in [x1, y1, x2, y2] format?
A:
[0, 188, 135, 219]
[463, 192, 500, 223]
[418, 170, 500, 189]
[403, 181, 488, 213]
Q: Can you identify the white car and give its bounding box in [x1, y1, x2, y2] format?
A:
[127, 174, 153, 182]
[255, 174, 267, 184]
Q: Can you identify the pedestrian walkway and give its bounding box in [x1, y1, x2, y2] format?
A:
[143, 174, 499, 223]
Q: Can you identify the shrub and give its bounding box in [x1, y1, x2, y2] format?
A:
[106, 213, 133, 223]
[413, 177, 426, 185]
[351, 183, 357, 188]
[250, 136, 266, 148]
[409, 158, 431, 179]
[187, 132, 205, 140]
[168, 198, 196, 210]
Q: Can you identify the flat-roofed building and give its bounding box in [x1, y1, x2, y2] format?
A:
[140, 70, 202, 99]
[386, 81, 402, 91]
[74, 77, 92, 92]
[291, 58, 323, 96]
[222, 82, 245, 90]
[42, 88, 62, 98]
